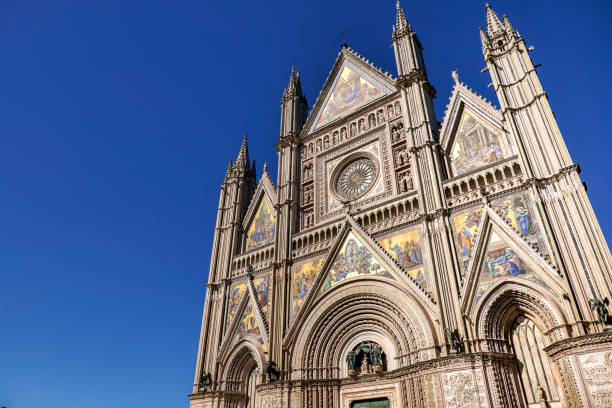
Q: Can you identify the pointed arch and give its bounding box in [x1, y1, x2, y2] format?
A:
[220, 339, 265, 395]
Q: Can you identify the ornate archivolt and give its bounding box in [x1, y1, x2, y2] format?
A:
[287, 277, 438, 380]
[219, 338, 264, 391]
[474, 282, 569, 347]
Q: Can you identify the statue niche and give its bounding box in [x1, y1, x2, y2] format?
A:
[346, 341, 386, 376]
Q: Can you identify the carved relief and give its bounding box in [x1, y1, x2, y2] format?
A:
[303, 184, 314, 206]
[397, 169, 414, 193]
[579, 350, 612, 408]
[440, 369, 489, 408]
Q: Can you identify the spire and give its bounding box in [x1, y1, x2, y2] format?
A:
[225, 156, 233, 179]
[485, 3, 504, 38]
[234, 133, 250, 170]
[479, 26, 490, 49]
[284, 66, 305, 101]
[503, 14, 513, 32]
[394, 1, 411, 36]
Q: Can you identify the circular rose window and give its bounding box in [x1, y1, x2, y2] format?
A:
[333, 156, 378, 201]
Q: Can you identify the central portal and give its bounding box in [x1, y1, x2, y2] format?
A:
[351, 398, 390, 408]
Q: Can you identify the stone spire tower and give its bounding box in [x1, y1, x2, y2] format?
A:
[482, 2, 612, 320]
[271, 67, 308, 368]
[192, 135, 256, 391]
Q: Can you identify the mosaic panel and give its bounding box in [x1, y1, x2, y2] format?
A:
[237, 301, 264, 344]
[450, 110, 512, 176]
[253, 275, 269, 318]
[475, 230, 549, 300]
[315, 64, 387, 129]
[378, 229, 428, 290]
[451, 192, 547, 280]
[228, 283, 246, 322]
[246, 197, 276, 251]
[322, 232, 391, 292]
[291, 257, 325, 316]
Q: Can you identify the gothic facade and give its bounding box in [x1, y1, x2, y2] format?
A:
[189, 3, 612, 407]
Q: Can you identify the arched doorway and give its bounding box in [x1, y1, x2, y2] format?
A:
[510, 315, 560, 406]
[244, 364, 260, 408]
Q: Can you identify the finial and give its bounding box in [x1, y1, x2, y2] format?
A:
[452, 70, 460, 84]
[263, 162, 268, 173]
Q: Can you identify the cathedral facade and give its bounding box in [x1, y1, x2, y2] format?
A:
[189, 3, 612, 407]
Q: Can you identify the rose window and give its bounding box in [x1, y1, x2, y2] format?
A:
[334, 157, 377, 201]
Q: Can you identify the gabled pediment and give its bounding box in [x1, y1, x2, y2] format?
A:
[302, 47, 396, 135]
[242, 173, 277, 252]
[220, 276, 270, 357]
[284, 215, 436, 346]
[440, 82, 513, 177]
[460, 206, 564, 315]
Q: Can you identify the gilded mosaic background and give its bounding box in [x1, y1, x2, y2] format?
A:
[246, 198, 276, 250]
[315, 65, 385, 129]
[450, 110, 512, 176]
[378, 229, 427, 291]
[322, 232, 390, 292]
[292, 257, 325, 316]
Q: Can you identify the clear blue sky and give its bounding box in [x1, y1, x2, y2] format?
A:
[1, 1, 610, 407]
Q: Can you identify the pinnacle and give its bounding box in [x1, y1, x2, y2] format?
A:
[485, 2, 504, 38]
[451, 69, 460, 85]
[234, 133, 250, 169]
[284, 65, 305, 101]
[394, 0, 411, 35]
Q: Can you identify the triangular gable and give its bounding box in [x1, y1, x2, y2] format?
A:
[220, 281, 270, 357]
[244, 195, 276, 251]
[460, 206, 564, 315]
[320, 230, 393, 292]
[303, 47, 395, 135]
[439, 82, 512, 177]
[283, 216, 437, 349]
[242, 170, 278, 251]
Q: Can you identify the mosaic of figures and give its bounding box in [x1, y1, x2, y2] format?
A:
[476, 230, 548, 300]
[291, 257, 325, 316]
[236, 302, 263, 343]
[322, 232, 391, 292]
[450, 110, 513, 176]
[452, 193, 547, 278]
[315, 64, 386, 129]
[326, 142, 384, 212]
[378, 229, 428, 292]
[228, 283, 247, 322]
[253, 276, 269, 318]
[246, 198, 276, 251]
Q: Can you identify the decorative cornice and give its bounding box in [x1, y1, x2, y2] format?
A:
[544, 330, 612, 361]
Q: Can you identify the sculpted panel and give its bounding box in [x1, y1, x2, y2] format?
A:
[440, 369, 489, 408]
[579, 350, 612, 408]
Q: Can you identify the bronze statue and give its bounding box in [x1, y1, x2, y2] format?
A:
[369, 344, 383, 367]
[266, 361, 280, 382]
[346, 350, 356, 371]
[589, 297, 610, 328]
[444, 328, 464, 353]
[246, 264, 254, 281]
[198, 372, 212, 391]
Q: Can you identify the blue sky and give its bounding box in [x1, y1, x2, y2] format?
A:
[1, 1, 610, 407]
